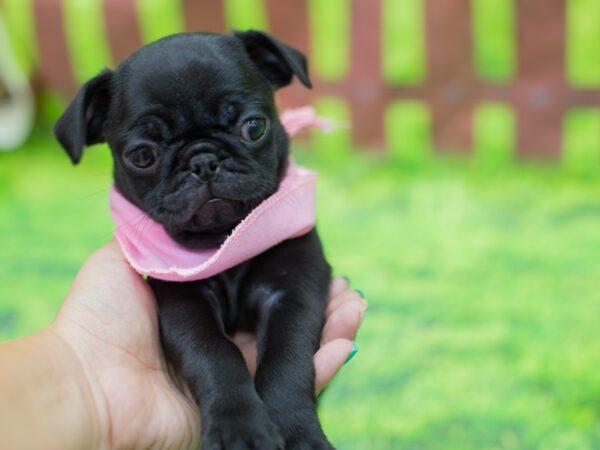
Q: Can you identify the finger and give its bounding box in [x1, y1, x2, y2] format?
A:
[328, 276, 349, 299]
[314, 338, 355, 393]
[230, 331, 255, 348]
[326, 288, 365, 317]
[230, 332, 258, 376]
[322, 297, 365, 345]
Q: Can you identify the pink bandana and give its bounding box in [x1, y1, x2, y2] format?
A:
[110, 107, 327, 282]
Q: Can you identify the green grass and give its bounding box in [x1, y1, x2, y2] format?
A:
[312, 156, 600, 450]
[2, 129, 600, 449]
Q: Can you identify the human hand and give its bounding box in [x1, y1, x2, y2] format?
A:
[50, 240, 366, 449]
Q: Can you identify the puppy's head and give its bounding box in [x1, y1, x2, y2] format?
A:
[54, 31, 311, 248]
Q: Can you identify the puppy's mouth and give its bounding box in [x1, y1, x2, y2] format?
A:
[147, 169, 279, 249]
[165, 197, 252, 249]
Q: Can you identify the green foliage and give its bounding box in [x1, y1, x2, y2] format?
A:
[563, 109, 600, 175]
[474, 102, 515, 166]
[382, 0, 426, 84]
[137, 0, 184, 44]
[0, 0, 36, 75]
[225, 0, 268, 30]
[308, 0, 350, 81]
[63, 0, 113, 83]
[386, 100, 432, 164]
[313, 96, 352, 166]
[471, 0, 516, 82]
[567, 0, 600, 87]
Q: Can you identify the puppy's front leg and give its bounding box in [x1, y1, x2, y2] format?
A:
[150, 279, 284, 450]
[249, 233, 334, 449]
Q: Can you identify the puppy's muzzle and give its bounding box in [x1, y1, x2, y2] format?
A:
[187, 142, 221, 182]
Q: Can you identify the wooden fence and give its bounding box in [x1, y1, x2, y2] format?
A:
[1, 0, 600, 159]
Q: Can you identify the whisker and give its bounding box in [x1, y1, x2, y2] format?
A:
[72, 185, 112, 202]
[78, 172, 112, 178]
[113, 202, 161, 234]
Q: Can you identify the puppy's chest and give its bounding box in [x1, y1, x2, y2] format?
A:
[199, 261, 282, 334]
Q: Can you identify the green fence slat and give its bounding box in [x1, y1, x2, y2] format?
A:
[471, 0, 515, 82]
[308, 0, 349, 81]
[63, 0, 113, 84]
[562, 108, 600, 173]
[382, 0, 426, 85]
[224, 0, 268, 30]
[1, 0, 37, 75]
[137, 0, 185, 44]
[473, 102, 514, 166]
[39, 90, 68, 125]
[567, 0, 600, 87]
[313, 96, 351, 167]
[386, 101, 431, 163]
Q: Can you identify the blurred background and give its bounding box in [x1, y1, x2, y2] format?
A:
[1, 0, 600, 448]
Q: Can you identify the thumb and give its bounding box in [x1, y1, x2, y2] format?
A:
[65, 239, 153, 313]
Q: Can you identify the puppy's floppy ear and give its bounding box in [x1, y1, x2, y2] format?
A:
[235, 30, 312, 89]
[53, 69, 113, 164]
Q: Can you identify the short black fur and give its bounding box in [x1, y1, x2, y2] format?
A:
[54, 31, 333, 449]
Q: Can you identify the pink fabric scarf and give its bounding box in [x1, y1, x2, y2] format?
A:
[110, 107, 328, 282]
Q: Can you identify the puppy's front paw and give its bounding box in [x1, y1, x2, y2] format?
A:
[202, 403, 284, 450]
[269, 408, 334, 450]
[286, 432, 335, 450]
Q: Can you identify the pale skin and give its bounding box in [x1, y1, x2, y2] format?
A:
[0, 240, 366, 450]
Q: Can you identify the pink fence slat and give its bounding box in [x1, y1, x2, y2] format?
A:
[567, 89, 600, 107]
[424, 0, 475, 153]
[347, 0, 385, 147]
[264, 0, 309, 51]
[183, 0, 225, 33]
[104, 0, 143, 64]
[26, 0, 600, 158]
[264, 0, 315, 111]
[33, 0, 77, 98]
[514, 0, 566, 159]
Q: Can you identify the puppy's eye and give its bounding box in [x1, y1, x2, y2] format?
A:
[241, 118, 267, 142]
[124, 146, 158, 170]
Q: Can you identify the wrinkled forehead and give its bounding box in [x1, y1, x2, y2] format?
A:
[113, 35, 270, 118]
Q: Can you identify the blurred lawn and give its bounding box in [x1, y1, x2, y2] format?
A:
[2, 127, 600, 449]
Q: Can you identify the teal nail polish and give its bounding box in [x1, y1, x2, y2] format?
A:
[344, 342, 358, 365]
[355, 289, 365, 298]
[343, 275, 351, 284]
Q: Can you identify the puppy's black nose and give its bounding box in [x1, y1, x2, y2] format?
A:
[189, 152, 219, 181]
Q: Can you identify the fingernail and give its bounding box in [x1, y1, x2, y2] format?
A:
[360, 302, 368, 321]
[355, 289, 365, 298]
[344, 342, 358, 365]
[343, 275, 351, 285]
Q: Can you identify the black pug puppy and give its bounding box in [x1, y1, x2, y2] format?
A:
[53, 31, 333, 449]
